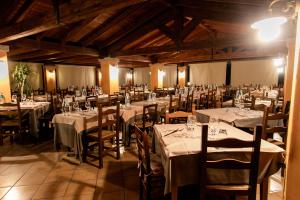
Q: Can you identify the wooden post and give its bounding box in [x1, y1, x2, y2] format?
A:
[0, 45, 11, 102]
[285, 9, 300, 200]
[178, 66, 186, 88]
[99, 57, 119, 94]
[44, 64, 57, 93]
[150, 63, 164, 90]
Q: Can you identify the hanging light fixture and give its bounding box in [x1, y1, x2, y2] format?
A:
[251, 0, 295, 42]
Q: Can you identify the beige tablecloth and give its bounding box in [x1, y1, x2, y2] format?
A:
[196, 108, 264, 128]
[153, 122, 284, 194]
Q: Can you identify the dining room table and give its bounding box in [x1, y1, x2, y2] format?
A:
[0, 101, 50, 137]
[153, 122, 284, 200]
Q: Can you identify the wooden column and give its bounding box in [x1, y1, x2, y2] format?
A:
[0, 45, 11, 102]
[95, 66, 101, 86]
[284, 41, 295, 105]
[43, 65, 57, 93]
[99, 58, 119, 94]
[150, 63, 164, 90]
[178, 66, 186, 88]
[285, 9, 300, 200]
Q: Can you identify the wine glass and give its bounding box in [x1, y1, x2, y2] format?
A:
[12, 94, 17, 103]
[209, 117, 219, 136]
[85, 101, 91, 111]
[187, 115, 197, 132]
[22, 94, 27, 102]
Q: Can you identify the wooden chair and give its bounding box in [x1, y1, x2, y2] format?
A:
[186, 91, 194, 112]
[128, 104, 158, 146]
[0, 98, 30, 145]
[133, 89, 144, 102]
[169, 94, 181, 113]
[86, 95, 98, 109]
[199, 125, 262, 200]
[206, 90, 216, 108]
[262, 106, 289, 147]
[135, 126, 165, 200]
[83, 102, 120, 168]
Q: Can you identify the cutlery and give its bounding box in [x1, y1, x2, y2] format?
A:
[163, 128, 184, 137]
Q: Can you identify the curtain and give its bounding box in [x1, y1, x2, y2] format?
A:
[231, 59, 278, 86]
[57, 65, 96, 89]
[162, 64, 177, 87]
[134, 67, 150, 85]
[190, 62, 227, 85]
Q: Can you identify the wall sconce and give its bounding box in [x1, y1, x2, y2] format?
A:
[126, 72, 132, 80]
[178, 71, 185, 79]
[46, 69, 56, 79]
[251, 0, 295, 42]
[109, 64, 119, 81]
[273, 57, 285, 66]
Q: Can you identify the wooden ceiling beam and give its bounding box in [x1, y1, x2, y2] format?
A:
[9, 0, 35, 23]
[111, 38, 288, 57]
[107, 12, 173, 53]
[80, 4, 144, 45]
[10, 38, 100, 57]
[181, 18, 201, 40]
[0, 0, 144, 43]
[99, 6, 168, 50]
[9, 51, 60, 61]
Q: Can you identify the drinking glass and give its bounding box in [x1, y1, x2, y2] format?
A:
[187, 115, 197, 131]
[12, 94, 17, 103]
[209, 117, 219, 136]
[22, 94, 27, 102]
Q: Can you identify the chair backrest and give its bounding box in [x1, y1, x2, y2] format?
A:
[135, 126, 151, 176]
[169, 94, 180, 113]
[199, 125, 262, 200]
[133, 88, 144, 102]
[262, 106, 289, 144]
[0, 98, 22, 128]
[86, 96, 98, 108]
[142, 104, 158, 130]
[97, 102, 120, 138]
[186, 91, 194, 112]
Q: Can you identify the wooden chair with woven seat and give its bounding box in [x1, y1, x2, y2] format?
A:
[82, 102, 120, 168]
[135, 125, 165, 200]
[169, 94, 181, 113]
[199, 125, 262, 200]
[127, 104, 158, 147]
[262, 106, 289, 148]
[0, 98, 30, 145]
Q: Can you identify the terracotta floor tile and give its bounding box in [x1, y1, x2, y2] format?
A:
[0, 173, 24, 187]
[94, 190, 125, 200]
[16, 171, 50, 186]
[125, 189, 139, 200]
[65, 179, 96, 196]
[44, 169, 74, 183]
[0, 187, 11, 199]
[72, 168, 98, 181]
[2, 185, 39, 200]
[63, 194, 94, 200]
[32, 181, 70, 199]
[96, 177, 124, 193]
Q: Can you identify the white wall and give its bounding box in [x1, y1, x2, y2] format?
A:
[162, 64, 177, 87]
[8, 60, 43, 90]
[190, 62, 227, 85]
[56, 64, 96, 89]
[231, 59, 278, 86]
[134, 67, 150, 85]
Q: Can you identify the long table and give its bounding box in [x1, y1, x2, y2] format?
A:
[153, 122, 284, 199]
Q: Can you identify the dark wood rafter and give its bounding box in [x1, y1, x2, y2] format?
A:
[10, 39, 100, 57]
[0, 0, 144, 43]
[112, 38, 288, 57]
[8, 0, 35, 23]
[107, 12, 173, 54]
[9, 50, 61, 61]
[99, 7, 170, 51]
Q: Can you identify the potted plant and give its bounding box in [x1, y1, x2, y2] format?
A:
[12, 63, 32, 99]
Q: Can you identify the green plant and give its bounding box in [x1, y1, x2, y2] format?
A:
[12, 63, 32, 96]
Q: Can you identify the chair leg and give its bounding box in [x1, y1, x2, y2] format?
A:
[139, 179, 144, 200]
[98, 141, 104, 168]
[116, 137, 120, 160]
[260, 178, 269, 200]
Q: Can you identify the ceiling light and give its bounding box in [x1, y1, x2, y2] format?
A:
[251, 17, 287, 42]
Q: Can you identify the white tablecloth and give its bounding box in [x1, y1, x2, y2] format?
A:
[154, 122, 284, 194]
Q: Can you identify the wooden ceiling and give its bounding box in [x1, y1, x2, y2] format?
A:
[0, 0, 295, 67]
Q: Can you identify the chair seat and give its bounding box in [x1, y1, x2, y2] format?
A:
[87, 130, 117, 140]
[206, 184, 249, 191]
[0, 119, 19, 127]
[135, 120, 153, 129]
[267, 138, 285, 148]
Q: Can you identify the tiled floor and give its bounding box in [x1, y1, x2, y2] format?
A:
[0, 137, 284, 200]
